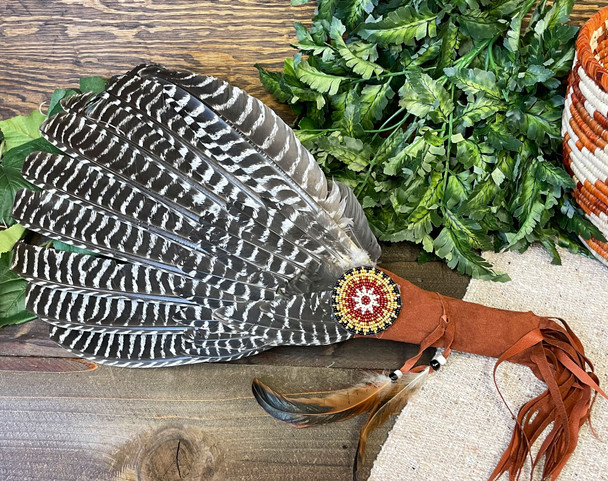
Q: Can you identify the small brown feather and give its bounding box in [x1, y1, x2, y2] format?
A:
[354, 369, 429, 480]
[252, 372, 396, 426]
[252, 368, 429, 480]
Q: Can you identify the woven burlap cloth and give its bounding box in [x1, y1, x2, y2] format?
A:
[370, 246, 608, 480]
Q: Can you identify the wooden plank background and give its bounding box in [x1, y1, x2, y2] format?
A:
[0, 1, 602, 480]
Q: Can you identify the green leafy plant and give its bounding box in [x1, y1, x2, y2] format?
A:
[258, 0, 604, 280]
[0, 77, 106, 327]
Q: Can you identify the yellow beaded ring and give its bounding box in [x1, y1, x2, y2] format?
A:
[331, 266, 402, 335]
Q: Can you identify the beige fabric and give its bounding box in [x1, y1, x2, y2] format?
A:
[369, 246, 608, 480]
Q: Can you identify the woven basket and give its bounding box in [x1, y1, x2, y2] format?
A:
[563, 6, 608, 266]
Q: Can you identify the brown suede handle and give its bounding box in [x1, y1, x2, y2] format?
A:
[366, 270, 542, 360]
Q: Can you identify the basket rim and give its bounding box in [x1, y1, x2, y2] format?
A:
[577, 5, 608, 93]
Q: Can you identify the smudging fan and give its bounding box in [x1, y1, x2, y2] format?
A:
[9, 65, 606, 481]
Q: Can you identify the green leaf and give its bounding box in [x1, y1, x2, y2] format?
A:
[47, 88, 81, 118]
[517, 64, 555, 88]
[506, 160, 547, 247]
[309, 19, 331, 44]
[540, 236, 562, 265]
[433, 220, 509, 280]
[256, 65, 292, 103]
[457, 10, 507, 40]
[535, 159, 575, 190]
[487, 122, 523, 151]
[385, 171, 443, 248]
[360, 82, 394, 128]
[491, 167, 506, 186]
[461, 176, 500, 213]
[456, 139, 485, 170]
[435, 20, 459, 75]
[348, 41, 380, 61]
[316, 134, 371, 172]
[459, 96, 505, 127]
[504, 8, 525, 52]
[293, 22, 336, 61]
[505, 199, 546, 247]
[399, 71, 454, 122]
[296, 59, 347, 95]
[330, 18, 384, 80]
[446, 209, 494, 251]
[306, 101, 327, 128]
[520, 100, 561, 143]
[488, 0, 527, 17]
[378, 129, 420, 175]
[545, 0, 575, 30]
[381, 135, 436, 187]
[0, 110, 46, 153]
[336, 0, 376, 30]
[0, 250, 36, 327]
[317, 0, 339, 21]
[402, 38, 442, 68]
[52, 240, 96, 256]
[550, 43, 576, 77]
[0, 224, 26, 253]
[357, 4, 438, 46]
[79, 76, 107, 94]
[558, 197, 607, 241]
[0, 137, 61, 225]
[444, 173, 471, 210]
[337, 89, 364, 137]
[444, 67, 502, 99]
[280, 60, 327, 108]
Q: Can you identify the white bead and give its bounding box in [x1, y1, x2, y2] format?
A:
[432, 353, 447, 366]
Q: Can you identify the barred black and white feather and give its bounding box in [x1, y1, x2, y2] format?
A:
[10, 64, 380, 366]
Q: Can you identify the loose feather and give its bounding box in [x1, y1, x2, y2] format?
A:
[252, 373, 395, 426]
[252, 370, 428, 425]
[354, 369, 429, 479]
[252, 370, 429, 478]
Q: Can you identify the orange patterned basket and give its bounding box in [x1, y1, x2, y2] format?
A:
[563, 6, 608, 266]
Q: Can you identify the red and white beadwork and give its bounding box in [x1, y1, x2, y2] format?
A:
[331, 266, 401, 335]
[563, 6, 608, 266]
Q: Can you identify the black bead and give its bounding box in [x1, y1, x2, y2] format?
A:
[430, 359, 441, 371]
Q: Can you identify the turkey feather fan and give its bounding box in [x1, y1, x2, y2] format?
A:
[9, 64, 606, 481]
[11, 64, 377, 366]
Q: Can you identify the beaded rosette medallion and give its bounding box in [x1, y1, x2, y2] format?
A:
[330, 266, 402, 335]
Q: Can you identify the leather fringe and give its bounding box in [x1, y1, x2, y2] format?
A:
[488, 318, 606, 481]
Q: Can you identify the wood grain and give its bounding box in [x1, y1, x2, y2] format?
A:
[0, 363, 387, 481]
[0, 356, 97, 372]
[0, 0, 316, 119]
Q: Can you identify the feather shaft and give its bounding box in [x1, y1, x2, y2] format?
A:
[354, 369, 429, 479]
